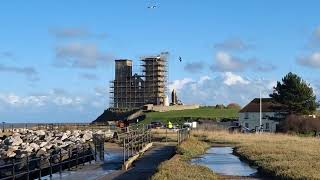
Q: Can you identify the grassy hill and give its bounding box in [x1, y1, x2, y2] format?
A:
[142, 107, 239, 124]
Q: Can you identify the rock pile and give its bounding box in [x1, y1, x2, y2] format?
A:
[0, 129, 95, 165]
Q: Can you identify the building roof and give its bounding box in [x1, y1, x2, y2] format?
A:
[239, 98, 285, 113]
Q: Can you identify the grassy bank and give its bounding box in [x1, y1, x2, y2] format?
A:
[144, 107, 239, 124]
[152, 138, 217, 180]
[193, 130, 320, 179]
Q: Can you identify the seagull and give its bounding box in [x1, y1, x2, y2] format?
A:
[148, 5, 157, 9]
[179, 56, 182, 62]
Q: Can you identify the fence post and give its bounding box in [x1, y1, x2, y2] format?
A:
[49, 156, 53, 177]
[123, 137, 126, 165]
[12, 159, 15, 180]
[27, 156, 30, 180]
[76, 147, 79, 169]
[59, 149, 62, 174]
[39, 157, 42, 180]
[68, 149, 71, 170]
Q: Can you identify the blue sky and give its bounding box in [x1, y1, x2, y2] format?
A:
[1, 0, 320, 122]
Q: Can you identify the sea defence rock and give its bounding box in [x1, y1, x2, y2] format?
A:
[0, 128, 113, 178]
[0, 129, 114, 161]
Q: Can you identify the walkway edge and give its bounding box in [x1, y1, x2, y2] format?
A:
[122, 142, 153, 171]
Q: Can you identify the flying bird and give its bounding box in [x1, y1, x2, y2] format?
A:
[148, 5, 157, 9]
[179, 56, 182, 62]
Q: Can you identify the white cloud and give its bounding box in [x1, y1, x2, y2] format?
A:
[223, 72, 249, 86]
[211, 51, 276, 72]
[297, 52, 320, 69]
[168, 73, 276, 106]
[169, 78, 193, 92]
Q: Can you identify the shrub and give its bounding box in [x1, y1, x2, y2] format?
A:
[280, 114, 320, 135]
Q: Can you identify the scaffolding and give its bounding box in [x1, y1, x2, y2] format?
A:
[109, 52, 168, 111]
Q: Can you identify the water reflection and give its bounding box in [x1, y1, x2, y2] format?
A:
[191, 147, 258, 177]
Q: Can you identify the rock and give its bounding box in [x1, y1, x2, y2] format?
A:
[4, 137, 13, 145]
[12, 136, 23, 146]
[36, 130, 46, 136]
[10, 146, 19, 151]
[6, 149, 16, 158]
[25, 145, 34, 153]
[36, 148, 46, 157]
[73, 131, 80, 138]
[61, 133, 68, 141]
[40, 142, 47, 148]
[30, 143, 40, 152]
[83, 132, 92, 141]
[45, 143, 53, 150]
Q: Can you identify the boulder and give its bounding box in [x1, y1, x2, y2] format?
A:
[40, 142, 47, 148]
[6, 149, 16, 158]
[30, 143, 40, 152]
[25, 145, 34, 153]
[61, 133, 68, 141]
[36, 130, 46, 136]
[83, 132, 92, 141]
[36, 148, 47, 157]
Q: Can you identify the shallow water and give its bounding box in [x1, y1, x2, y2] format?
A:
[42, 151, 123, 180]
[191, 147, 258, 177]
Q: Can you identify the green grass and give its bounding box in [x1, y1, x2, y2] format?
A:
[142, 107, 239, 124]
[152, 138, 217, 180]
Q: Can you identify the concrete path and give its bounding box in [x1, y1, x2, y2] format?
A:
[103, 143, 176, 180]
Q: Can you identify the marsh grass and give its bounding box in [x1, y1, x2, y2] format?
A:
[152, 138, 217, 180]
[193, 130, 320, 179]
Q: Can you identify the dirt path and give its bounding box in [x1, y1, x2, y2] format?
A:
[103, 143, 176, 180]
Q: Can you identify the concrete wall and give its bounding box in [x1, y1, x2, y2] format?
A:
[239, 112, 279, 132]
[151, 105, 200, 112]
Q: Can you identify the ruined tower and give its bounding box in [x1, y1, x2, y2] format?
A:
[110, 52, 168, 111]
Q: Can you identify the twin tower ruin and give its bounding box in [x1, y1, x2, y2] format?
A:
[110, 52, 169, 111]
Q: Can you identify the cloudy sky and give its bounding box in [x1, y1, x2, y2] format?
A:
[1, 0, 320, 123]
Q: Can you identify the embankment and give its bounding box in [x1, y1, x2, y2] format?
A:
[193, 130, 320, 179]
[152, 138, 217, 180]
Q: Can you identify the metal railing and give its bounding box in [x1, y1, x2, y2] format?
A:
[0, 140, 105, 180]
[177, 128, 190, 145]
[121, 125, 152, 165]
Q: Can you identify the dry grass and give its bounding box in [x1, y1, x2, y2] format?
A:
[193, 130, 320, 179]
[152, 138, 217, 180]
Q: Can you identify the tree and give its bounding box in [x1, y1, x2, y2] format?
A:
[270, 72, 319, 115]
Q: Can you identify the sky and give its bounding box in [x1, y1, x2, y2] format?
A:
[1, 0, 320, 123]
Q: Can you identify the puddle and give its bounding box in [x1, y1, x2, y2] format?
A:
[191, 147, 258, 177]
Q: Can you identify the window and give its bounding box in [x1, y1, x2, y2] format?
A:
[245, 123, 249, 128]
[245, 113, 249, 119]
[265, 123, 269, 130]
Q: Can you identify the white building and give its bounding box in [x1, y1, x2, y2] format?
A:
[239, 98, 286, 132]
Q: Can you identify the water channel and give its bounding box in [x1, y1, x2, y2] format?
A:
[191, 147, 260, 178]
